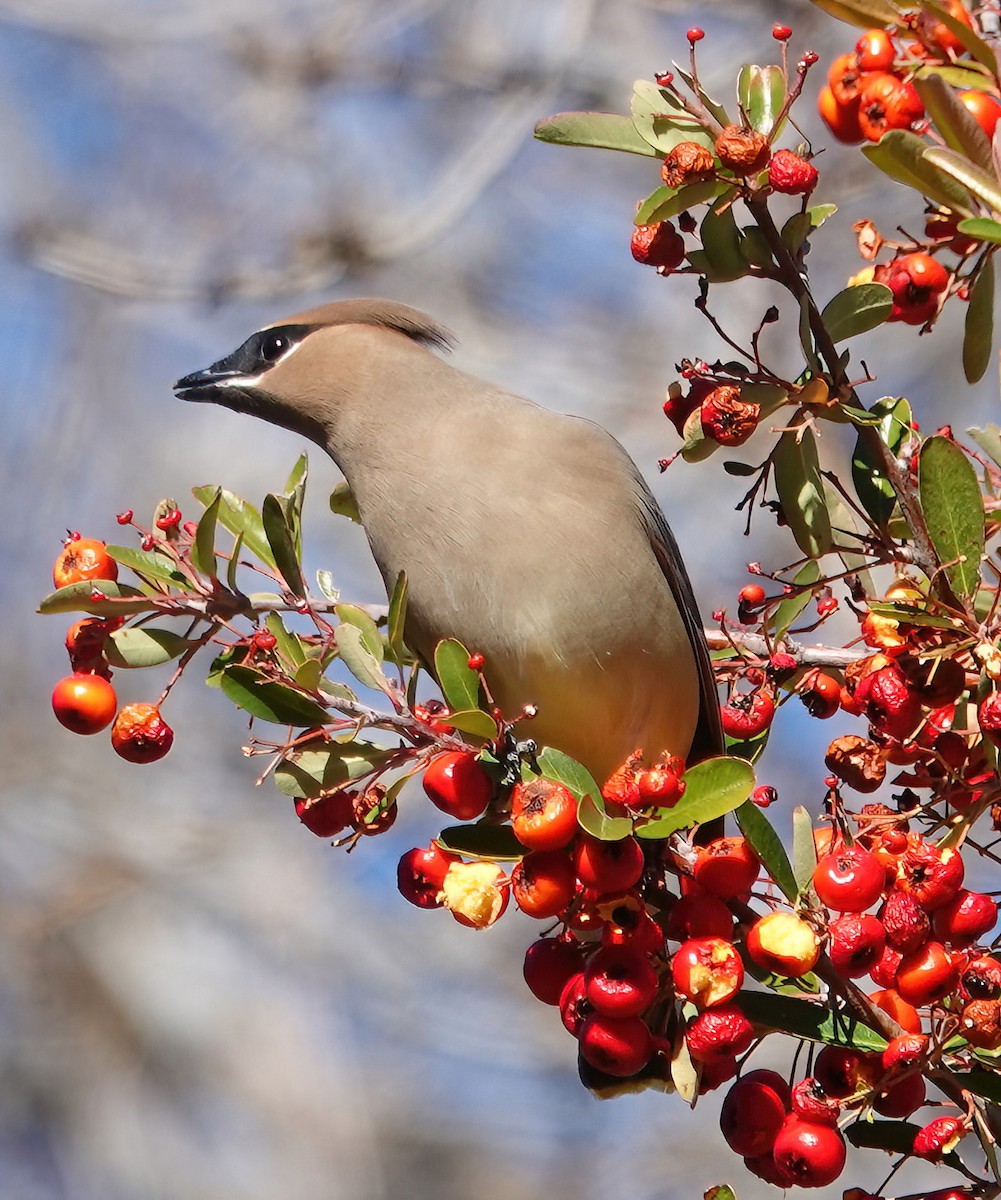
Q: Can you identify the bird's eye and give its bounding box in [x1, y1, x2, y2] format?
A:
[260, 331, 293, 363]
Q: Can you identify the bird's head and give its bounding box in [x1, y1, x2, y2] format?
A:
[173, 298, 454, 444]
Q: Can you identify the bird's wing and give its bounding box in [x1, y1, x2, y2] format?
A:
[634, 485, 724, 764]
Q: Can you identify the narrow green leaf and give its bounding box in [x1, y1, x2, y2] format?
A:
[774, 428, 833, 558]
[957, 216, 1001, 245]
[265, 612, 307, 668]
[866, 600, 959, 630]
[735, 801, 798, 901]
[328, 481, 361, 523]
[963, 257, 995, 384]
[792, 805, 819, 897]
[274, 740, 393, 798]
[262, 493, 305, 598]
[846, 1121, 921, 1154]
[670, 1030, 699, 1107]
[336, 623, 390, 694]
[336, 604, 384, 664]
[190, 487, 220, 582]
[765, 563, 821, 641]
[387, 571, 410, 663]
[821, 282, 892, 342]
[723, 460, 758, 477]
[38, 579, 150, 616]
[918, 434, 986, 600]
[923, 145, 1001, 215]
[105, 626, 194, 668]
[738, 64, 786, 135]
[968, 422, 1001, 468]
[862, 131, 974, 217]
[284, 452, 308, 499]
[913, 72, 993, 170]
[533, 111, 658, 157]
[282, 455, 307, 558]
[436, 823, 525, 861]
[672, 67, 730, 128]
[192, 485, 276, 570]
[226, 531, 244, 593]
[635, 180, 728, 225]
[851, 396, 912, 530]
[434, 638, 480, 712]
[106, 544, 190, 587]
[443, 709, 498, 739]
[636, 756, 755, 840]
[809, 0, 902, 28]
[738, 991, 888, 1052]
[219, 665, 331, 725]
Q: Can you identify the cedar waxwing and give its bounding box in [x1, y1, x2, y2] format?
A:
[174, 298, 722, 783]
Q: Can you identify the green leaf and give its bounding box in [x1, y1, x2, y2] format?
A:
[861, 131, 975, 217]
[738, 225, 774, 269]
[636, 756, 755, 839]
[774, 428, 833, 558]
[105, 626, 194, 668]
[635, 180, 728, 225]
[923, 145, 1001, 215]
[189, 487, 220, 582]
[219, 665, 331, 725]
[951, 1067, 1001, 1103]
[968, 422, 1001, 469]
[672, 67, 730, 128]
[824, 484, 876, 599]
[792, 805, 819, 898]
[274, 740, 394, 798]
[443, 709, 498, 739]
[336, 623, 390, 694]
[918, 434, 986, 601]
[387, 571, 411, 664]
[282, 454, 307, 558]
[809, 0, 902, 28]
[436, 823, 525, 861]
[577, 793, 634, 841]
[262, 493, 305, 598]
[866, 600, 960, 630]
[328, 481, 361, 523]
[434, 638, 480, 712]
[38, 579, 150, 617]
[315, 569, 339, 602]
[531, 747, 601, 803]
[699, 203, 748, 282]
[630, 79, 714, 154]
[723, 726, 772, 764]
[765, 561, 821, 640]
[284, 452, 308, 501]
[913, 72, 993, 170]
[723, 460, 758, 477]
[738, 991, 888, 1052]
[851, 396, 912, 530]
[294, 659, 323, 692]
[264, 612, 307, 668]
[226, 531, 243, 593]
[846, 1120, 921, 1155]
[735, 800, 798, 901]
[336, 604, 384, 664]
[533, 110, 658, 157]
[957, 216, 1001, 245]
[821, 282, 892, 342]
[106, 544, 191, 587]
[738, 64, 785, 135]
[193, 485, 276, 570]
[963, 257, 995, 384]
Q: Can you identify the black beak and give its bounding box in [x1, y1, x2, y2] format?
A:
[174, 365, 244, 403]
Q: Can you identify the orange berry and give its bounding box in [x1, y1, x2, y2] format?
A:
[52, 673, 117, 734]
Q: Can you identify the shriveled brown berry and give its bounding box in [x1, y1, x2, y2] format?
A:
[630, 221, 686, 270]
[700, 386, 760, 447]
[959, 999, 1001, 1050]
[661, 140, 715, 189]
[714, 125, 770, 175]
[110, 702, 173, 763]
[352, 784, 397, 835]
[824, 735, 886, 793]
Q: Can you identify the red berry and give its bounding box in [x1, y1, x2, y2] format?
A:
[813, 845, 886, 912]
[913, 1115, 966, 1161]
[895, 940, 959, 1005]
[720, 1074, 787, 1156]
[630, 221, 686, 270]
[585, 943, 659, 1018]
[51, 673, 117, 735]
[932, 889, 998, 946]
[466, 652, 484, 670]
[110, 702, 174, 763]
[510, 778, 578, 851]
[664, 892, 734, 942]
[791, 1076, 841, 1125]
[772, 24, 792, 41]
[53, 537, 118, 588]
[978, 691, 1001, 747]
[818, 84, 864, 144]
[693, 836, 759, 899]
[523, 937, 585, 1006]
[422, 752, 492, 821]
[768, 149, 818, 196]
[873, 1069, 926, 1117]
[672, 937, 743, 1009]
[686, 27, 704, 43]
[772, 1116, 846, 1187]
[116, 509, 133, 525]
[875, 252, 950, 326]
[958, 89, 1001, 137]
[511, 850, 576, 919]
[829, 913, 886, 978]
[869, 987, 923, 1034]
[880, 888, 930, 953]
[815, 1045, 879, 1099]
[896, 842, 964, 911]
[745, 912, 821, 978]
[857, 72, 925, 142]
[578, 1012, 653, 1077]
[855, 28, 896, 72]
[720, 689, 774, 739]
[295, 790, 354, 837]
[882, 1032, 928, 1071]
[572, 834, 645, 894]
[397, 843, 460, 908]
[685, 1004, 754, 1062]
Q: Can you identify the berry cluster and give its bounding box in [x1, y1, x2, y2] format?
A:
[50, 533, 174, 763]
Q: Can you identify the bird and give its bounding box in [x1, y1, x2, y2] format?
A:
[174, 298, 722, 785]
